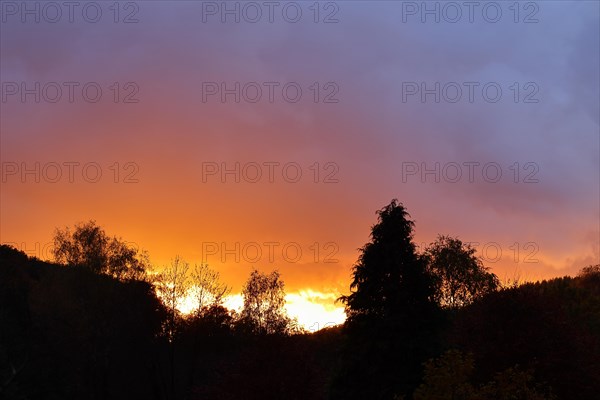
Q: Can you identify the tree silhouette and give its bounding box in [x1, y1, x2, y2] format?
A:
[155, 256, 189, 399]
[334, 200, 441, 399]
[239, 270, 294, 335]
[579, 264, 600, 282]
[53, 220, 147, 280]
[190, 263, 230, 317]
[155, 256, 189, 342]
[4, 216, 599, 399]
[478, 367, 556, 400]
[413, 350, 556, 400]
[423, 235, 499, 309]
[339, 199, 435, 324]
[452, 274, 600, 400]
[0, 245, 165, 399]
[413, 349, 476, 400]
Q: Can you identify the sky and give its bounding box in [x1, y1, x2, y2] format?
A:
[1, 0, 599, 329]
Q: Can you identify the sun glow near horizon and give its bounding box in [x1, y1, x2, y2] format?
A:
[175, 289, 346, 332]
[285, 290, 346, 331]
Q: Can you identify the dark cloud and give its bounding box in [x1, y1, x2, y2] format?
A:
[1, 1, 598, 289]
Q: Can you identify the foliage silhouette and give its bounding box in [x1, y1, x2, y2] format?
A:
[413, 349, 477, 400]
[0, 244, 165, 399]
[339, 199, 436, 324]
[334, 200, 442, 399]
[451, 273, 600, 400]
[422, 235, 499, 309]
[155, 256, 190, 342]
[2, 208, 598, 400]
[190, 263, 230, 316]
[413, 349, 556, 400]
[53, 220, 147, 280]
[154, 256, 190, 399]
[239, 269, 296, 335]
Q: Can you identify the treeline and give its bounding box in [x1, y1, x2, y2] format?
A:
[52, 220, 302, 336]
[0, 243, 321, 400]
[1, 200, 599, 399]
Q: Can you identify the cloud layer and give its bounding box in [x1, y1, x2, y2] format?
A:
[2, 1, 598, 301]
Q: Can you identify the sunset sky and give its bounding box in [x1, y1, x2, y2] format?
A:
[1, 1, 599, 329]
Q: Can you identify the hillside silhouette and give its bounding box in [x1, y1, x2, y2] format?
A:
[1, 200, 599, 399]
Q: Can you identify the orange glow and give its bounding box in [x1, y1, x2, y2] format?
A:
[2, 1, 597, 331]
[173, 289, 345, 331]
